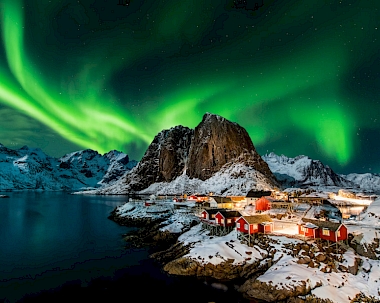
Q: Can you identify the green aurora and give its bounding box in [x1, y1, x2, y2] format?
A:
[0, 0, 379, 174]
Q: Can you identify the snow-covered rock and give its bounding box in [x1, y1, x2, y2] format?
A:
[262, 153, 355, 188]
[0, 144, 137, 190]
[343, 173, 380, 192]
[87, 113, 279, 195]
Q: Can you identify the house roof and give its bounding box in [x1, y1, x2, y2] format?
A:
[211, 196, 233, 203]
[246, 190, 272, 198]
[216, 210, 241, 218]
[302, 218, 344, 231]
[304, 222, 318, 229]
[202, 208, 225, 215]
[240, 214, 273, 224]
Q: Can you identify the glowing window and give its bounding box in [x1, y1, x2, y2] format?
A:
[322, 229, 330, 236]
[337, 230, 341, 237]
[227, 219, 232, 224]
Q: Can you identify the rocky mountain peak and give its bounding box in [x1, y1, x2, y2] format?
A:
[97, 113, 279, 195]
[187, 113, 276, 183]
[117, 125, 194, 192]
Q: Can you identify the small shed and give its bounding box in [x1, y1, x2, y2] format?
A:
[215, 210, 241, 227]
[298, 221, 319, 238]
[255, 196, 272, 211]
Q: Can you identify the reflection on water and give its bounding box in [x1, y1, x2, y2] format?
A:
[338, 205, 367, 219]
[0, 192, 250, 303]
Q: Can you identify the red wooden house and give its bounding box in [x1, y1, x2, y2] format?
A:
[236, 214, 273, 234]
[298, 221, 319, 238]
[299, 218, 348, 242]
[188, 194, 209, 203]
[255, 197, 272, 212]
[215, 210, 241, 227]
[201, 208, 224, 221]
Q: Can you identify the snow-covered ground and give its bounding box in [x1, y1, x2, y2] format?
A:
[115, 194, 380, 303]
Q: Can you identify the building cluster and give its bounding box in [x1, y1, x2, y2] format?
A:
[190, 190, 349, 246]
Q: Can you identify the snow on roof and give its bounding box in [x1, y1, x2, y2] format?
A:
[302, 218, 343, 231]
[304, 222, 318, 229]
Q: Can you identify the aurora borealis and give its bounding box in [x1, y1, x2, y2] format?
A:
[0, 0, 379, 174]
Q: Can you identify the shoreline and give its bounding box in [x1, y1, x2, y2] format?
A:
[109, 200, 380, 303]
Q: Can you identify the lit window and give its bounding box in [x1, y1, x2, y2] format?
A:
[211, 214, 215, 218]
[322, 229, 330, 236]
[301, 226, 306, 232]
[221, 219, 224, 224]
[227, 219, 232, 224]
[253, 224, 258, 229]
[337, 230, 340, 237]
[244, 224, 248, 230]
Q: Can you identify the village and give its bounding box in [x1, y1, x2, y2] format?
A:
[114, 188, 380, 302]
[131, 188, 377, 249]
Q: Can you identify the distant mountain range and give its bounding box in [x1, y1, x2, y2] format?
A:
[0, 144, 137, 191]
[261, 153, 380, 193]
[261, 153, 354, 188]
[1, 113, 379, 194]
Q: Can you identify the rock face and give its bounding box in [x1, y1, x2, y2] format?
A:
[98, 113, 279, 194]
[187, 113, 275, 182]
[163, 256, 268, 281]
[111, 125, 194, 192]
[262, 153, 355, 188]
[0, 144, 136, 190]
[239, 279, 311, 302]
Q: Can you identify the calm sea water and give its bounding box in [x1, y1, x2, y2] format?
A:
[0, 192, 251, 303]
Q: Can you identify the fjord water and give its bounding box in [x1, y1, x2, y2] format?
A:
[0, 192, 250, 303]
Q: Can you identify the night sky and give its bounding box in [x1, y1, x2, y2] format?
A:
[0, 0, 379, 174]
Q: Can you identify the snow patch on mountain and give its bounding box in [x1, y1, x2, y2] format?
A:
[262, 152, 355, 188]
[138, 162, 275, 196]
[0, 144, 136, 191]
[343, 173, 380, 193]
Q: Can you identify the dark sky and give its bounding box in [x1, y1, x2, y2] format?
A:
[0, 0, 379, 174]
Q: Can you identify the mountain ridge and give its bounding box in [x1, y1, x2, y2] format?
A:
[0, 145, 137, 191]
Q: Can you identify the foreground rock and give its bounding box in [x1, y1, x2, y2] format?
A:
[163, 256, 268, 281]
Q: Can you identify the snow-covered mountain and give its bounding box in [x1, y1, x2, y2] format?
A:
[342, 173, 380, 192]
[99, 161, 275, 196]
[84, 113, 279, 196]
[0, 143, 137, 191]
[261, 152, 355, 188]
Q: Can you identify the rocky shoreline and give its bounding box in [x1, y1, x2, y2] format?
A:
[108, 204, 380, 303]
